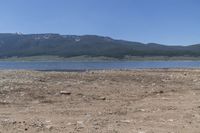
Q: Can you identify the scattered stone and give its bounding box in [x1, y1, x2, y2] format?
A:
[45, 120, 51, 123]
[99, 97, 106, 100]
[77, 121, 84, 128]
[138, 131, 146, 133]
[98, 112, 102, 115]
[153, 90, 164, 95]
[168, 119, 174, 122]
[46, 125, 53, 130]
[184, 73, 187, 76]
[67, 122, 72, 126]
[138, 109, 145, 112]
[94, 96, 106, 100]
[159, 90, 164, 94]
[77, 93, 84, 97]
[38, 79, 45, 82]
[3, 86, 10, 90]
[0, 100, 9, 105]
[60, 91, 71, 95]
[12, 121, 17, 124]
[77, 121, 84, 125]
[193, 79, 198, 82]
[171, 89, 176, 92]
[120, 119, 133, 123]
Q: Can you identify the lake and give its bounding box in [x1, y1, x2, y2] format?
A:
[0, 61, 200, 71]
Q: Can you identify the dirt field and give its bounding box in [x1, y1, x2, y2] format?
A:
[0, 69, 200, 133]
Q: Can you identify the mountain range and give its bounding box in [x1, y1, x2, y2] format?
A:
[0, 33, 200, 58]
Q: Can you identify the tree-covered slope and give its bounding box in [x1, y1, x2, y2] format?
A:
[0, 33, 200, 58]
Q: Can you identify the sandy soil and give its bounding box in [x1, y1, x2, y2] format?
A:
[0, 69, 200, 133]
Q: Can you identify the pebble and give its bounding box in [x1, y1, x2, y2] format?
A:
[93, 96, 106, 100]
[45, 120, 51, 123]
[99, 97, 106, 100]
[120, 119, 133, 123]
[46, 125, 53, 130]
[77, 121, 84, 128]
[67, 122, 72, 126]
[60, 91, 71, 95]
[168, 119, 174, 122]
[138, 131, 145, 133]
[138, 109, 145, 112]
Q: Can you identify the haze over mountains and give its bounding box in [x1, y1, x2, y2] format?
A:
[0, 33, 200, 58]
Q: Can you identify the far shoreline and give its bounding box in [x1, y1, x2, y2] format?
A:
[1, 55, 200, 62]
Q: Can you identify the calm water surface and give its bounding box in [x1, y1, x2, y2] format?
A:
[0, 61, 200, 70]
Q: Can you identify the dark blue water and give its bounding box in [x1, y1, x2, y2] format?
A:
[0, 61, 200, 71]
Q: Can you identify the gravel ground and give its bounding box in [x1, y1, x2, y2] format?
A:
[0, 69, 200, 133]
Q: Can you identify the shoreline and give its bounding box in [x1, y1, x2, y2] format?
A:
[0, 68, 199, 72]
[1, 55, 200, 61]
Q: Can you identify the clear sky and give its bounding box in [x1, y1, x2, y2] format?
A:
[0, 0, 200, 45]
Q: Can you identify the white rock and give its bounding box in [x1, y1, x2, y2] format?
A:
[138, 131, 146, 133]
[168, 119, 174, 122]
[76, 121, 85, 128]
[60, 91, 71, 95]
[120, 119, 133, 123]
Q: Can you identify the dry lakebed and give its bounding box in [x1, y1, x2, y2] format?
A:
[0, 69, 200, 133]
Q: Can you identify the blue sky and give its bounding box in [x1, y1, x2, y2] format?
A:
[0, 0, 200, 45]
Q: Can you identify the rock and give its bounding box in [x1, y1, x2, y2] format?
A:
[99, 97, 106, 100]
[92, 96, 106, 100]
[38, 79, 45, 82]
[77, 121, 84, 128]
[138, 109, 145, 112]
[45, 120, 51, 123]
[153, 90, 164, 95]
[171, 89, 176, 92]
[67, 122, 72, 126]
[120, 119, 133, 123]
[3, 86, 10, 91]
[159, 90, 164, 94]
[0, 100, 9, 105]
[77, 121, 84, 125]
[60, 91, 71, 95]
[138, 131, 145, 133]
[46, 125, 53, 130]
[168, 119, 174, 122]
[98, 112, 102, 115]
[193, 79, 198, 82]
[12, 121, 17, 124]
[184, 73, 187, 76]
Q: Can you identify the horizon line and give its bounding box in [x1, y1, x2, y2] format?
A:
[0, 32, 199, 46]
